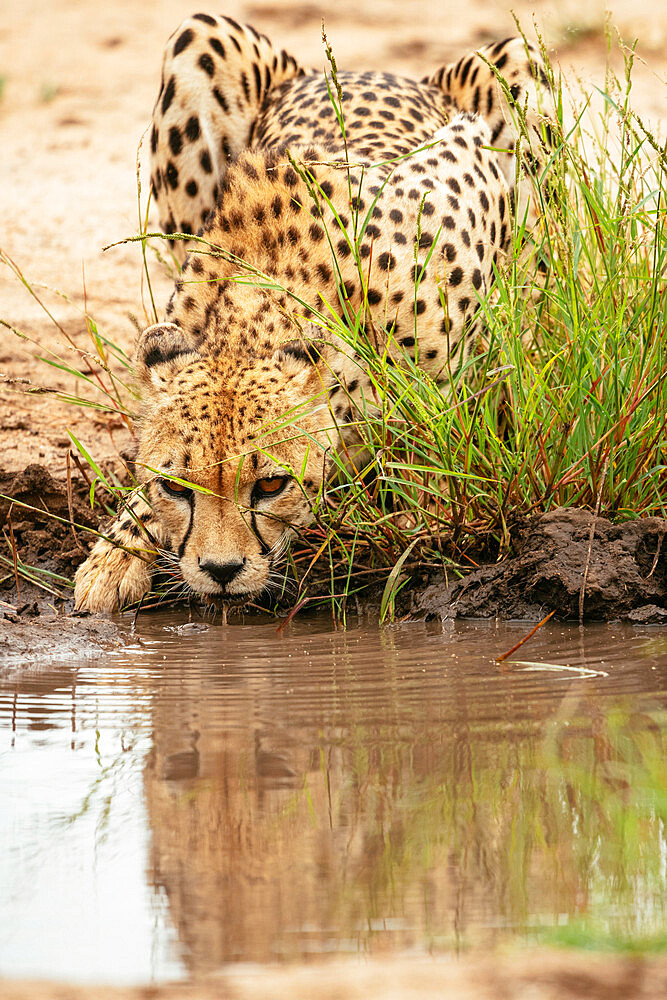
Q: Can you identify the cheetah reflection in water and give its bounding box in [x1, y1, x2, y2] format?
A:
[73, 11, 556, 613]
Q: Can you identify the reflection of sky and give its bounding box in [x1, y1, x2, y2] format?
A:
[0, 679, 184, 985]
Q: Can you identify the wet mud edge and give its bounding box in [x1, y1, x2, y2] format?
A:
[0, 464, 125, 667]
[413, 506, 666, 624]
[0, 465, 666, 661]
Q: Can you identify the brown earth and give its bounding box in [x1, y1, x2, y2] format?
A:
[2, 951, 667, 1000]
[415, 507, 667, 623]
[0, 462, 665, 630]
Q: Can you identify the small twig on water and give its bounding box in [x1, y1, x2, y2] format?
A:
[495, 609, 557, 666]
[276, 595, 312, 634]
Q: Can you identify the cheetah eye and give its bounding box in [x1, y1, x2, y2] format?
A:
[159, 477, 194, 499]
[253, 476, 290, 501]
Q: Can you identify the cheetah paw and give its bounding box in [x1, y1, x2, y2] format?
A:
[74, 541, 154, 613]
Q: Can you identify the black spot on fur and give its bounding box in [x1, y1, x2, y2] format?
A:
[169, 126, 182, 156]
[199, 53, 215, 77]
[213, 87, 228, 113]
[174, 29, 194, 56]
[166, 161, 179, 189]
[185, 116, 200, 142]
[209, 37, 225, 59]
[161, 76, 176, 115]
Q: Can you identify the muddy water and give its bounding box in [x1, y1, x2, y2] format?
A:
[0, 616, 665, 984]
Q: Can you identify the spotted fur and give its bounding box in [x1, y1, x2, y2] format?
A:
[74, 14, 555, 612]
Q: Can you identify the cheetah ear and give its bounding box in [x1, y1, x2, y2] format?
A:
[135, 323, 200, 392]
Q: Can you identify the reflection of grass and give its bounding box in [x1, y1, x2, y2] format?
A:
[39, 81, 62, 103]
[147, 687, 665, 963]
[320, 701, 667, 950]
[63, 735, 147, 849]
[540, 923, 667, 953]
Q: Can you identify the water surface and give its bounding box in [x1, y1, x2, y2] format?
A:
[1, 615, 665, 983]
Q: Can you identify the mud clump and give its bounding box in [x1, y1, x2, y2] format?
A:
[415, 507, 667, 623]
[0, 465, 124, 666]
[0, 463, 100, 603]
[0, 613, 124, 671]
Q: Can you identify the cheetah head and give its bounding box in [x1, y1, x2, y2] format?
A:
[135, 323, 335, 604]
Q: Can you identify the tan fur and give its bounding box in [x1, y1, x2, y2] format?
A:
[74, 16, 555, 612]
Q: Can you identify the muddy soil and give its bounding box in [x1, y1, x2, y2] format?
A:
[0, 463, 125, 664]
[0, 612, 122, 672]
[0, 460, 665, 651]
[0, 464, 100, 592]
[2, 952, 666, 1000]
[415, 507, 667, 623]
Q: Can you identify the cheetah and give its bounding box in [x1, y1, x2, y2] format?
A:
[74, 12, 556, 613]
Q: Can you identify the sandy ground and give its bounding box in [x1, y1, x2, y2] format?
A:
[0, 0, 666, 479]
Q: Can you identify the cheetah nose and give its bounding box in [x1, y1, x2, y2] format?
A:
[200, 560, 245, 586]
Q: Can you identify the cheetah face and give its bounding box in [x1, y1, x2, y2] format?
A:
[135, 324, 333, 604]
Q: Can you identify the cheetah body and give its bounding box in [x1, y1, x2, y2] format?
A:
[74, 12, 554, 612]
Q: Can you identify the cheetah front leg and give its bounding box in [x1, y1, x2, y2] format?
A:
[150, 11, 307, 259]
[74, 491, 164, 613]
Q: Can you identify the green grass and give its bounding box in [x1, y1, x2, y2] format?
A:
[0, 30, 665, 616]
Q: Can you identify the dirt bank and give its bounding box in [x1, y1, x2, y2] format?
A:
[0, 463, 125, 664]
[415, 507, 667, 623]
[0, 463, 665, 651]
[0, 612, 123, 672]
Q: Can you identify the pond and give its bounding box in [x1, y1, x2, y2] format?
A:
[0, 615, 665, 984]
